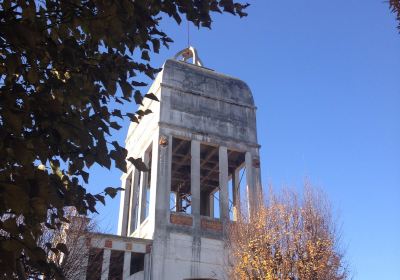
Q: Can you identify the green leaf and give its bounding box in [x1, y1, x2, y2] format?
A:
[30, 247, 48, 262]
[111, 150, 127, 172]
[95, 149, 111, 169]
[56, 243, 69, 255]
[5, 54, 19, 75]
[151, 39, 161, 53]
[50, 248, 60, 255]
[0, 0, 248, 276]
[27, 67, 39, 83]
[141, 50, 150, 61]
[127, 157, 149, 172]
[144, 92, 159, 101]
[104, 187, 119, 198]
[2, 218, 18, 235]
[112, 109, 123, 119]
[134, 91, 143, 105]
[131, 81, 147, 87]
[95, 194, 105, 205]
[80, 170, 89, 184]
[136, 110, 145, 117]
[120, 81, 132, 99]
[126, 113, 139, 123]
[85, 154, 95, 168]
[172, 12, 182, 24]
[110, 122, 122, 130]
[1, 240, 22, 253]
[85, 193, 98, 213]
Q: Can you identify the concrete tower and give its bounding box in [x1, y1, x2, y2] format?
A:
[117, 47, 261, 280]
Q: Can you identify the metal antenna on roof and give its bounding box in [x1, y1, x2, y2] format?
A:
[187, 19, 190, 48]
[173, 21, 204, 67]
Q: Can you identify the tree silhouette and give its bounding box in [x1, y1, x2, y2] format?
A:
[0, 1, 248, 278]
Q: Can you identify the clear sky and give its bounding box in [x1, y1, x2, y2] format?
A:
[87, 1, 400, 279]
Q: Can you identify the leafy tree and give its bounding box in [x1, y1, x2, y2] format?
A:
[390, 0, 400, 30]
[227, 186, 349, 280]
[0, 0, 248, 278]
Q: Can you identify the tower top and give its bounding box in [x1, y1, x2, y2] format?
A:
[173, 46, 203, 67]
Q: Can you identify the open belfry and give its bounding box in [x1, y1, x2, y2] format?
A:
[83, 47, 262, 280]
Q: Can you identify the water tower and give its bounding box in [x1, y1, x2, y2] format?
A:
[117, 47, 262, 280]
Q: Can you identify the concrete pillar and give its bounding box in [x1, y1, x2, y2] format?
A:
[123, 251, 131, 279]
[128, 169, 139, 235]
[150, 131, 170, 279]
[77, 238, 89, 280]
[219, 146, 229, 221]
[209, 193, 214, 217]
[232, 168, 241, 220]
[139, 151, 150, 224]
[191, 140, 200, 217]
[245, 151, 256, 216]
[152, 133, 171, 220]
[117, 173, 130, 236]
[190, 140, 201, 278]
[254, 155, 262, 201]
[148, 131, 161, 233]
[164, 135, 173, 219]
[101, 249, 111, 280]
[144, 253, 151, 280]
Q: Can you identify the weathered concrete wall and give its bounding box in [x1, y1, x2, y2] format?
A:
[150, 233, 225, 280]
[160, 59, 258, 146]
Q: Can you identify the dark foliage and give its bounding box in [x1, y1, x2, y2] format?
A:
[0, 0, 248, 278]
[390, 0, 400, 30]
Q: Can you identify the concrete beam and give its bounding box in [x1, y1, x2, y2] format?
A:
[123, 251, 131, 279]
[191, 140, 200, 216]
[219, 146, 229, 222]
[245, 151, 256, 216]
[100, 249, 111, 280]
[128, 169, 140, 235]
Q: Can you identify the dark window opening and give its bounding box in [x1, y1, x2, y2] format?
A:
[130, 252, 145, 275]
[86, 248, 103, 280]
[200, 144, 220, 218]
[170, 137, 192, 214]
[109, 250, 124, 280]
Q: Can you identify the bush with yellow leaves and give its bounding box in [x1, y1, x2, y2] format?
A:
[227, 186, 348, 280]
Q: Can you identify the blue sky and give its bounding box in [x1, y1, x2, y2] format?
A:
[87, 1, 400, 279]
